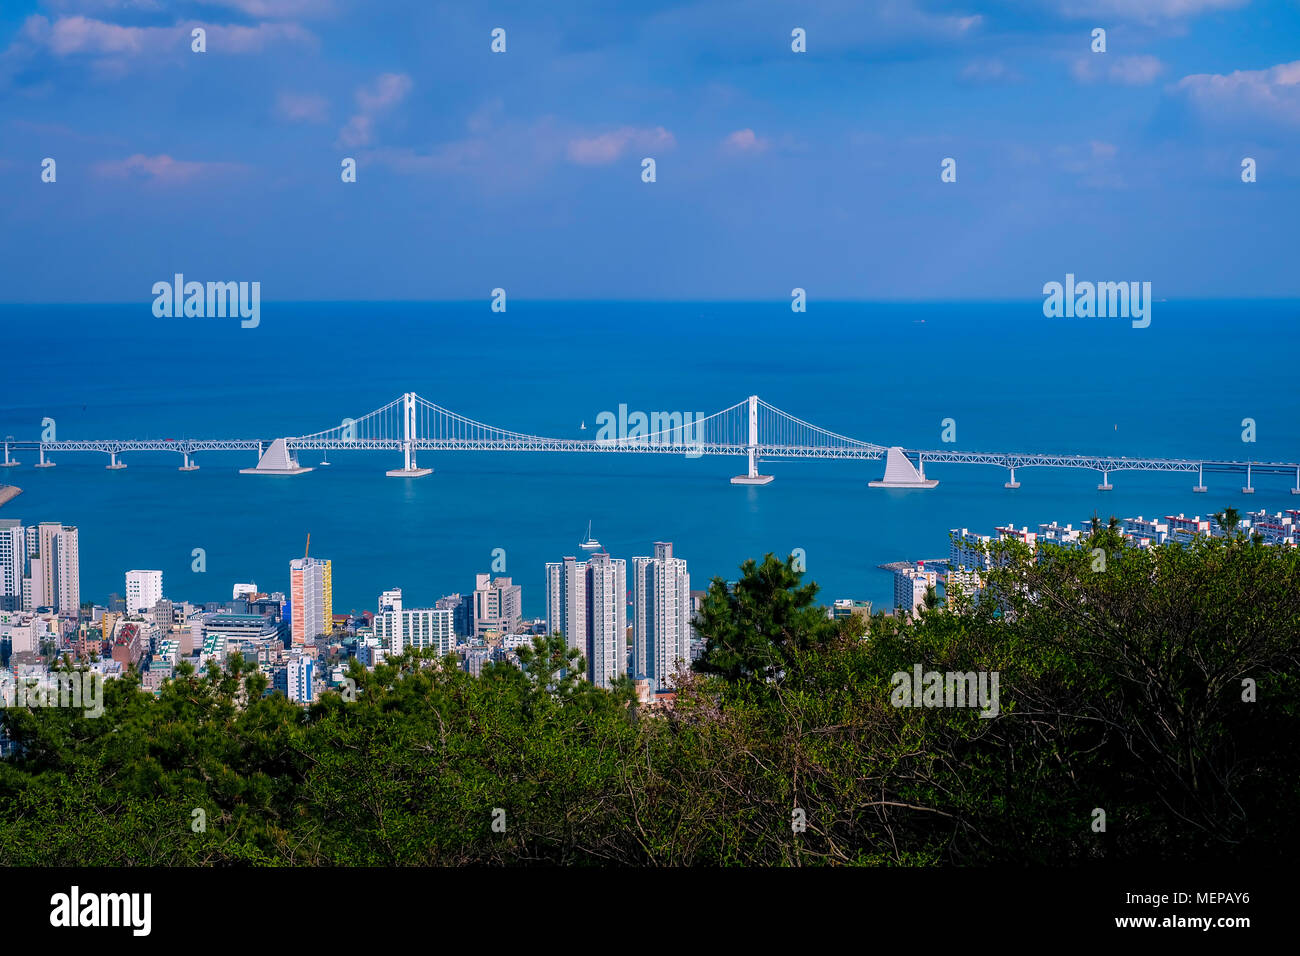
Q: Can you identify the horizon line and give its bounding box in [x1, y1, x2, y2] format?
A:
[3, 296, 1299, 307]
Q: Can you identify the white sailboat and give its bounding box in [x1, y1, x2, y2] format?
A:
[579, 520, 601, 551]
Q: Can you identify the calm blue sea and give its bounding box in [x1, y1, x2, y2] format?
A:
[1, 300, 1297, 616]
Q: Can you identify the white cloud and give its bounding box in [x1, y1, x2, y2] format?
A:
[13, 13, 313, 63]
[43, 0, 334, 16]
[722, 128, 769, 153]
[27, 14, 159, 56]
[1055, 0, 1247, 20]
[961, 58, 1022, 84]
[196, 0, 336, 17]
[1055, 140, 1124, 188]
[337, 72, 412, 147]
[276, 91, 328, 123]
[1072, 54, 1165, 85]
[566, 126, 675, 165]
[92, 153, 243, 183]
[1173, 60, 1300, 126]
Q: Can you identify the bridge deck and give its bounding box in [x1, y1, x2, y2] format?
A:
[2, 392, 1297, 485]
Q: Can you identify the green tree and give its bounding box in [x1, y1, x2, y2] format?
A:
[694, 552, 846, 683]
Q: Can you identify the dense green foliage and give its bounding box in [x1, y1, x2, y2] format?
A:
[2, 530, 1297, 865]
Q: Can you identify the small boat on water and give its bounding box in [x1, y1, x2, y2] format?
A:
[579, 520, 602, 551]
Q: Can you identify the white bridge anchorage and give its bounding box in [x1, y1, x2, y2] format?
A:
[3, 391, 1300, 494]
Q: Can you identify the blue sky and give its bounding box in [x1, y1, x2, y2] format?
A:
[1, 0, 1298, 301]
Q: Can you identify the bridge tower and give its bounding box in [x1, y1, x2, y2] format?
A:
[730, 395, 774, 485]
[386, 391, 433, 478]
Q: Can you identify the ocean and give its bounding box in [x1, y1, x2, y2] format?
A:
[2, 299, 1297, 616]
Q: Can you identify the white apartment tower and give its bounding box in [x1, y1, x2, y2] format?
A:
[545, 553, 627, 689]
[631, 542, 690, 692]
[21, 522, 79, 615]
[373, 588, 456, 657]
[546, 556, 588, 654]
[587, 553, 627, 689]
[0, 519, 24, 609]
[125, 570, 164, 614]
[894, 565, 938, 617]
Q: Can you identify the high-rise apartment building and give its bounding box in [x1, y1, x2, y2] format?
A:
[289, 557, 332, 645]
[6, 521, 79, 616]
[631, 542, 691, 692]
[0, 519, 24, 611]
[894, 564, 937, 617]
[374, 588, 456, 656]
[125, 570, 164, 613]
[473, 574, 521, 638]
[545, 553, 627, 689]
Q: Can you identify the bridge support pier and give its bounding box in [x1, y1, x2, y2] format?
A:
[869, 446, 937, 488]
[179, 452, 200, 472]
[1292, 467, 1299, 495]
[730, 395, 773, 485]
[1242, 463, 1254, 495]
[106, 451, 126, 470]
[240, 438, 308, 475]
[34, 447, 55, 469]
[387, 392, 433, 477]
[1097, 470, 1113, 491]
[0, 443, 19, 468]
[1193, 464, 1207, 493]
[1003, 467, 1019, 490]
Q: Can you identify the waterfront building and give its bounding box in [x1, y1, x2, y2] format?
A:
[995, 523, 1037, 549]
[944, 567, 985, 605]
[894, 564, 938, 617]
[830, 598, 873, 621]
[1121, 516, 1169, 545]
[631, 542, 690, 692]
[950, 529, 994, 571]
[1245, 511, 1297, 546]
[1165, 513, 1211, 545]
[1036, 522, 1083, 549]
[125, 570, 164, 614]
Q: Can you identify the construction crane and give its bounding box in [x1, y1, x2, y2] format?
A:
[304, 533, 310, 559]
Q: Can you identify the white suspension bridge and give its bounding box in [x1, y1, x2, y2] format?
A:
[2, 392, 1298, 495]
